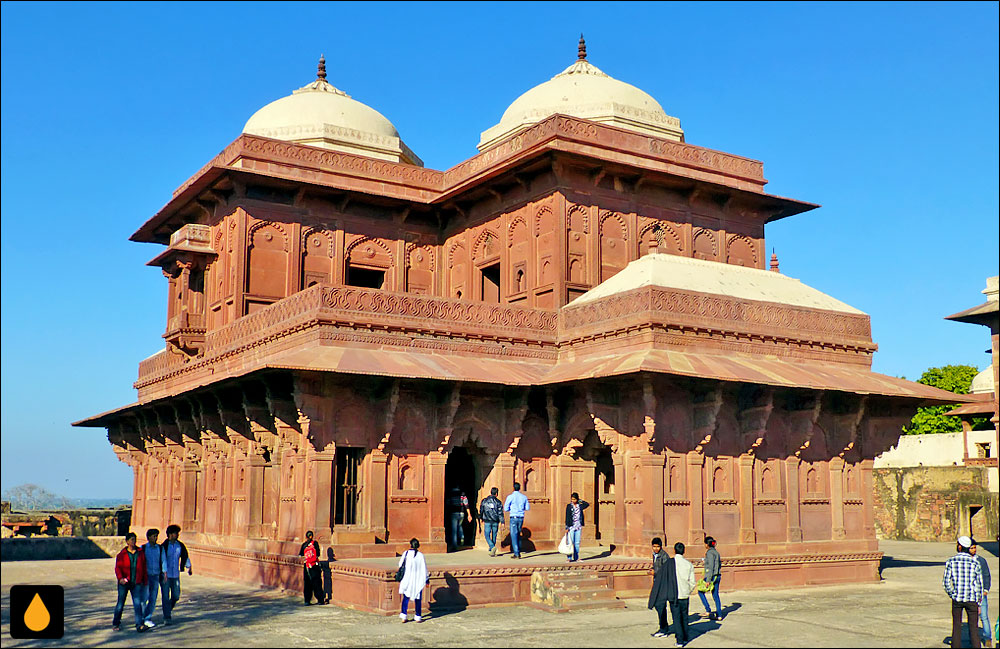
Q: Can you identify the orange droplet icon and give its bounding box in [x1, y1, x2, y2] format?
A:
[25, 592, 51, 632]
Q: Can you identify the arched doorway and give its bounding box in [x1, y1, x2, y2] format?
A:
[445, 446, 479, 551]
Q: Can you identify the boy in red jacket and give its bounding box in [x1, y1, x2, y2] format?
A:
[112, 532, 148, 632]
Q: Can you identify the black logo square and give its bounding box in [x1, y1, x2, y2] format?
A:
[9, 585, 64, 639]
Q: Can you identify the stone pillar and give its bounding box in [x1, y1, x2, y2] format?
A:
[307, 451, 332, 543]
[427, 451, 448, 545]
[785, 457, 803, 543]
[738, 454, 756, 544]
[687, 451, 706, 547]
[640, 453, 666, 543]
[859, 458, 876, 546]
[132, 463, 145, 530]
[182, 460, 199, 534]
[368, 449, 388, 541]
[263, 452, 279, 540]
[622, 452, 645, 552]
[830, 456, 846, 540]
[612, 453, 626, 546]
[549, 455, 573, 539]
[220, 457, 233, 538]
[248, 454, 265, 539]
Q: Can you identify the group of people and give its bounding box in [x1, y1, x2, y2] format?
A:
[449, 483, 591, 562]
[944, 535, 994, 648]
[112, 525, 192, 632]
[647, 536, 723, 647]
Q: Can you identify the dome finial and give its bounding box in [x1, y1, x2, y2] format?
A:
[770, 249, 780, 273]
[317, 54, 327, 81]
[578, 34, 587, 60]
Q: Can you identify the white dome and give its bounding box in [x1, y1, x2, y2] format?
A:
[243, 58, 422, 166]
[970, 367, 993, 395]
[479, 39, 683, 151]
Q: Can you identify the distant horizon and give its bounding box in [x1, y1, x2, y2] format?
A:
[2, 1, 997, 498]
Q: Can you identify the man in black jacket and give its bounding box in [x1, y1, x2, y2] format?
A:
[479, 487, 504, 557]
[648, 537, 678, 638]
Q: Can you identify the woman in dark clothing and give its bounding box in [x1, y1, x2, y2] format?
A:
[564, 492, 590, 563]
[299, 530, 325, 605]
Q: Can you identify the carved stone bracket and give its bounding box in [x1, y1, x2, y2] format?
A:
[436, 383, 462, 453]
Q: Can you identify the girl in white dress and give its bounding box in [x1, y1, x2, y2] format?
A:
[398, 538, 429, 622]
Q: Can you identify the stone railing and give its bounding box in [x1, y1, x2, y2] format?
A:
[443, 115, 766, 189]
[138, 285, 560, 386]
[560, 285, 874, 349]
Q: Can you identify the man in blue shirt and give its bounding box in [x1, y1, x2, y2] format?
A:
[503, 482, 530, 559]
[140, 528, 167, 629]
[162, 524, 192, 624]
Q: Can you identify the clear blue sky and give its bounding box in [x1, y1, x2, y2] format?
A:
[2, 2, 997, 499]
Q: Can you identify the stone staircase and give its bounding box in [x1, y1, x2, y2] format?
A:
[529, 567, 627, 612]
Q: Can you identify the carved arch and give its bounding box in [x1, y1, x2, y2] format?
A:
[247, 220, 289, 251]
[534, 204, 554, 236]
[692, 228, 718, 260]
[302, 226, 335, 257]
[599, 210, 628, 239]
[639, 220, 683, 254]
[405, 243, 435, 268]
[447, 241, 466, 268]
[508, 216, 527, 242]
[472, 229, 500, 261]
[726, 234, 758, 267]
[345, 235, 393, 264]
[567, 204, 589, 233]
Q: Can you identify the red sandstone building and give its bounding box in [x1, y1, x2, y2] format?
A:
[77, 43, 967, 611]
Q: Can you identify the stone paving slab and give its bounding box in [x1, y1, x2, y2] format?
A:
[1, 540, 996, 647]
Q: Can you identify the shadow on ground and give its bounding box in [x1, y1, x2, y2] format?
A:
[1, 578, 297, 648]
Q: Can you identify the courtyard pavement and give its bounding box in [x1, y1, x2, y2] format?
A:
[2, 540, 997, 647]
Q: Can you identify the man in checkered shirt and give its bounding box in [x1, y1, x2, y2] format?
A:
[944, 535, 985, 648]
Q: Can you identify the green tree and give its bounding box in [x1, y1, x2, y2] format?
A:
[902, 364, 984, 435]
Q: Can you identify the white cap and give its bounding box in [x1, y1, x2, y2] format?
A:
[958, 535, 973, 548]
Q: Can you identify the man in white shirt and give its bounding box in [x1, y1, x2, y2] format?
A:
[672, 542, 697, 647]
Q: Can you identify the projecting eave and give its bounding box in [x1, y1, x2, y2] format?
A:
[131, 115, 821, 244]
[945, 300, 999, 327]
[72, 401, 142, 428]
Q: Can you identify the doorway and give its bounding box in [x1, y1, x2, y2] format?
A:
[593, 447, 615, 543]
[445, 446, 479, 550]
[334, 448, 363, 526]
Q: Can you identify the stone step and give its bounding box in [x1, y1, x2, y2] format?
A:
[530, 567, 624, 613]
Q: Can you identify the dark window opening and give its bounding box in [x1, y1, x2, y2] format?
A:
[480, 263, 501, 303]
[346, 266, 385, 289]
[334, 448, 363, 526]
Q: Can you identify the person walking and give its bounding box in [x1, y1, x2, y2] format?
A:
[299, 530, 325, 606]
[945, 535, 985, 648]
[479, 487, 504, 557]
[698, 536, 723, 621]
[445, 486, 472, 551]
[140, 528, 167, 629]
[162, 524, 191, 625]
[648, 537, 678, 639]
[971, 541, 993, 648]
[112, 532, 148, 633]
[564, 492, 589, 563]
[672, 542, 697, 647]
[503, 482, 530, 559]
[398, 538, 430, 623]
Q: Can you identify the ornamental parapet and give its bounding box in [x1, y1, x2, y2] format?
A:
[136, 284, 560, 392]
[560, 285, 877, 358]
